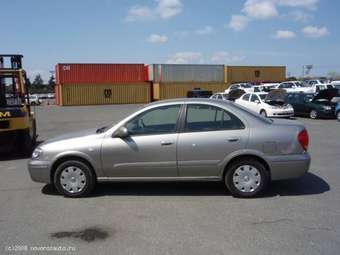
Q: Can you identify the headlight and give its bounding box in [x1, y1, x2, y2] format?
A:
[32, 147, 43, 159]
[323, 106, 331, 110]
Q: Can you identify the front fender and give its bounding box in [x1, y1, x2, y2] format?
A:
[51, 150, 104, 177]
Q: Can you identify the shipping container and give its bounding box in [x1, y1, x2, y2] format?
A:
[58, 83, 151, 106]
[153, 82, 226, 100]
[55, 64, 146, 84]
[225, 66, 286, 85]
[152, 64, 224, 83]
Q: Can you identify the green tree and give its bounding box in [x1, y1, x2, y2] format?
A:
[48, 74, 55, 86]
[32, 74, 44, 86]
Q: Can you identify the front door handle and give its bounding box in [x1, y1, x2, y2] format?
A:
[161, 141, 173, 146]
[227, 137, 240, 142]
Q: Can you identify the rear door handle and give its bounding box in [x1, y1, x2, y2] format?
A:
[227, 137, 240, 142]
[161, 141, 173, 146]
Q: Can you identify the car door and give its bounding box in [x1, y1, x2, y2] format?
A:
[101, 104, 182, 177]
[249, 94, 261, 113]
[177, 103, 248, 177]
[237, 93, 251, 108]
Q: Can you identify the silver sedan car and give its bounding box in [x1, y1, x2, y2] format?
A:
[28, 98, 310, 198]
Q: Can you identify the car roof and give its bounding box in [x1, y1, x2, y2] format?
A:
[148, 98, 231, 106]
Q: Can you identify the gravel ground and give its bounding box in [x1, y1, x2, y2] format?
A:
[0, 105, 339, 255]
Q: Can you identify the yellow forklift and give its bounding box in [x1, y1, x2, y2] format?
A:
[0, 54, 36, 155]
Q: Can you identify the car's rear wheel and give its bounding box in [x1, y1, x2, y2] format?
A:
[54, 160, 96, 197]
[225, 158, 269, 198]
[310, 110, 318, 119]
[337, 111, 340, 121]
[260, 110, 267, 118]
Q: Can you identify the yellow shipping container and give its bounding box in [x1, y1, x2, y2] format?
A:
[225, 66, 286, 85]
[153, 82, 227, 100]
[59, 83, 151, 106]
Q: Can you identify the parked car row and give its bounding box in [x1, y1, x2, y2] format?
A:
[25, 93, 55, 105]
[211, 88, 340, 121]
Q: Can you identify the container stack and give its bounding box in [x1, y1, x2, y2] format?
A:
[55, 64, 151, 106]
[225, 66, 286, 85]
[148, 64, 226, 100]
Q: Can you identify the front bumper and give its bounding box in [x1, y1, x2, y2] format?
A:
[268, 153, 311, 181]
[28, 160, 51, 183]
[317, 109, 335, 119]
[267, 109, 294, 118]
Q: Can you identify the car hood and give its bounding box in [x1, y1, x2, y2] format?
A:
[265, 89, 286, 102]
[313, 88, 340, 102]
[41, 128, 104, 146]
[227, 89, 246, 101]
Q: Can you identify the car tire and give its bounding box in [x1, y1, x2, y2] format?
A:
[337, 111, 340, 122]
[310, 110, 318, 119]
[54, 160, 96, 198]
[260, 110, 267, 118]
[225, 158, 269, 198]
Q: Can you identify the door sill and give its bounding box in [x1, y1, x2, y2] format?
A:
[97, 176, 221, 182]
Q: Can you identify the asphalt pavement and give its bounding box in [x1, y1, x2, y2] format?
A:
[0, 105, 339, 255]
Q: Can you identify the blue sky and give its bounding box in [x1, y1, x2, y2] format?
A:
[2, 0, 339, 81]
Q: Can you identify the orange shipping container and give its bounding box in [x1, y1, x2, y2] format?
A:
[55, 64, 146, 84]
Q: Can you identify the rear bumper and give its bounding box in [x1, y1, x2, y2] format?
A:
[268, 153, 311, 181]
[28, 160, 51, 183]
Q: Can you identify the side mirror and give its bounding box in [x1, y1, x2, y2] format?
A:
[255, 100, 260, 104]
[113, 126, 129, 138]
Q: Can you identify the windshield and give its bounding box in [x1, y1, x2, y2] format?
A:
[0, 77, 23, 107]
[241, 84, 252, 88]
[259, 94, 267, 100]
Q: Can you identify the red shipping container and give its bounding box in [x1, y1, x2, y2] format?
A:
[55, 63, 146, 84]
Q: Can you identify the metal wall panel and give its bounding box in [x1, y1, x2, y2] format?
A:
[60, 83, 151, 106]
[225, 66, 286, 84]
[153, 64, 224, 83]
[154, 82, 227, 100]
[56, 64, 146, 84]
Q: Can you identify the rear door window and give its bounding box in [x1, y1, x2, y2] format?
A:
[185, 104, 245, 132]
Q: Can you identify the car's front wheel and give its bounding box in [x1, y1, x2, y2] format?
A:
[337, 111, 340, 121]
[310, 110, 318, 119]
[54, 160, 96, 197]
[260, 110, 267, 118]
[225, 158, 269, 198]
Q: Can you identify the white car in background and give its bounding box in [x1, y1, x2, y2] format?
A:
[276, 81, 312, 93]
[330, 81, 340, 90]
[210, 93, 228, 100]
[235, 90, 294, 118]
[27, 94, 41, 105]
[225, 83, 254, 94]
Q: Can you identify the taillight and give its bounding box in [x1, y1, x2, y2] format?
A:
[298, 129, 309, 151]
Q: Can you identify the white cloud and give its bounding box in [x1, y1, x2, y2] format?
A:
[228, 0, 319, 31]
[125, 0, 182, 22]
[243, 0, 279, 19]
[166, 52, 203, 64]
[277, 0, 319, 10]
[155, 0, 183, 19]
[302, 25, 329, 38]
[146, 34, 168, 43]
[228, 15, 250, 31]
[287, 10, 312, 23]
[125, 5, 154, 22]
[195, 26, 213, 35]
[273, 30, 296, 39]
[211, 51, 246, 63]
